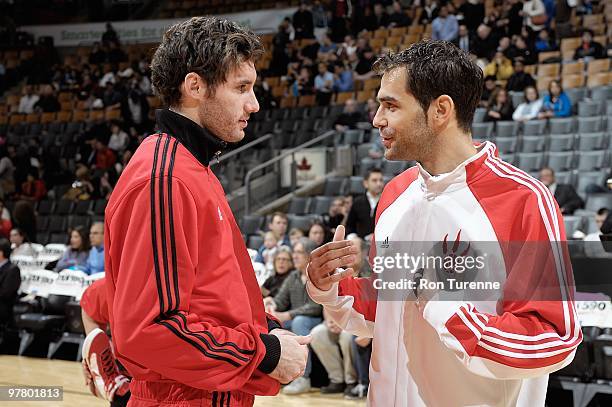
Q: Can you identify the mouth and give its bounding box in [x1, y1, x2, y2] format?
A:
[239, 119, 248, 128]
[381, 137, 394, 148]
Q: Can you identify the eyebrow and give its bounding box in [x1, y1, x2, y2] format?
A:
[377, 95, 399, 104]
[235, 78, 254, 86]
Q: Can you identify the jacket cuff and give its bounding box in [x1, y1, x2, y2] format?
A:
[266, 315, 282, 332]
[257, 333, 281, 374]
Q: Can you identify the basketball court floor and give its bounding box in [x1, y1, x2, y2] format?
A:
[0, 356, 366, 406]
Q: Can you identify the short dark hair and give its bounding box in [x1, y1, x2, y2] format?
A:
[270, 212, 288, 224]
[597, 208, 609, 216]
[151, 16, 264, 107]
[0, 238, 11, 258]
[373, 40, 483, 132]
[365, 167, 383, 181]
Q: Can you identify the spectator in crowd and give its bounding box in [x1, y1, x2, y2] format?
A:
[372, 3, 391, 29]
[507, 36, 536, 65]
[55, 226, 90, 272]
[256, 212, 291, 262]
[573, 29, 605, 60]
[97, 170, 114, 200]
[9, 228, 36, 258]
[261, 246, 294, 298]
[583, 208, 612, 258]
[12, 201, 36, 244]
[484, 51, 514, 81]
[535, 29, 556, 52]
[102, 22, 120, 47]
[335, 98, 364, 131]
[18, 85, 39, 114]
[366, 98, 378, 122]
[346, 168, 384, 239]
[92, 139, 117, 172]
[432, 5, 459, 42]
[349, 335, 372, 400]
[63, 165, 95, 201]
[33, 84, 60, 113]
[308, 220, 329, 246]
[472, 24, 497, 60]
[539, 167, 583, 214]
[333, 61, 354, 93]
[288, 228, 305, 247]
[86, 222, 105, 275]
[314, 62, 334, 105]
[323, 197, 347, 233]
[258, 231, 279, 270]
[0, 147, 15, 199]
[318, 34, 338, 61]
[108, 121, 129, 153]
[353, 46, 377, 81]
[312, 0, 329, 41]
[453, 24, 472, 53]
[0, 238, 20, 327]
[522, 0, 547, 34]
[124, 79, 150, 131]
[264, 238, 323, 395]
[388, 1, 411, 27]
[418, 0, 439, 25]
[292, 67, 314, 97]
[107, 42, 127, 65]
[485, 88, 514, 122]
[16, 172, 47, 202]
[102, 82, 122, 110]
[293, 2, 314, 40]
[89, 41, 107, 65]
[310, 234, 366, 395]
[539, 79, 571, 118]
[0, 200, 11, 239]
[513, 86, 544, 122]
[506, 59, 536, 92]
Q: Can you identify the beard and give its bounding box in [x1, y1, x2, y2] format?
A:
[384, 111, 437, 162]
[197, 95, 244, 143]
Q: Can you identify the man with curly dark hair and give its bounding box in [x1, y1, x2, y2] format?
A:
[103, 16, 310, 407]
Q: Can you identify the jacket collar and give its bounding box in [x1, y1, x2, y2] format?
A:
[155, 109, 227, 167]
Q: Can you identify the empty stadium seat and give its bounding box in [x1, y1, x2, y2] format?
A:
[546, 151, 574, 172]
[37, 200, 55, 216]
[287, 215, 316, 232]
[54, 200, 74, 216]
[310, 196, 334, 215]
[555, 171, 573, 185]
[517, 152, 545, 172]
[549, 117, 574, 134]
[471, 122, 494, 139]
[576, 150, 607, 171]
[495, 121, 519, 137]
[323, 177, 347, 196]
[495, 136, 517, 153]
[247, 235, 264, 250]
[576, 171, 606, 199]
[593, 330, 612, 380]
[563, 216, 584, 236]
[348, 176, 366, 196]
[357, 143, 374, 160]
[578, 101, 601, 117]
[288, 196, 310, 215]
[521, 136, 546, 153]
[359, 157, 382, 177]
[340, 129, 365, 145]
[93, 199, 107, 216]
[241, 215, 263, 236]
[585, 193, 612, 212]
[522, 120, 547, 136]
[577, 116, 603, 133]
[590, 86, 611, 102]
[577, 132, 606, 151]
[382, 160, 406, 176]
[547, 134, 575, 152]
[473, 108, 486, 123]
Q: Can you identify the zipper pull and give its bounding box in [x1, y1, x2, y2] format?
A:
[214, 150, 221, 164]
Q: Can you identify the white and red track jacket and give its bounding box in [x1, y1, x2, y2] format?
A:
[308, 141, 582, 406]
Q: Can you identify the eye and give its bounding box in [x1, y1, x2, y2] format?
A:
[239, 85, 248, 93]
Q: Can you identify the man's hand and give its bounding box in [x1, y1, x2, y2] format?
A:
[271, 310, 292, 323]
[268, 334, 311, 384]
[306, 225, 358, 291]
[355, 336, 372, 347]
[263, 297, 276, 313]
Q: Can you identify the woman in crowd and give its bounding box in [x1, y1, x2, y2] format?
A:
[264, 238, 323, 395]
[539, 79, 572, 118]
[54, 226, 90, 272]
[308, 220, 329, 247]
[512, 86, 543, 122]
[261, 246, 294, 298]
[9, 228, 37, 258]
[485, 88, 513, 122]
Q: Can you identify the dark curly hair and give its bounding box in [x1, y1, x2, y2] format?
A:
[151, 16, 264, 107]
[373, 40, 483, 133]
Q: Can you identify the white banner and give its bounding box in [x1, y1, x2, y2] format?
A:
[21, 8, 297, 47]
[575, 300, 612, 328]
[280, 147, 328, 188]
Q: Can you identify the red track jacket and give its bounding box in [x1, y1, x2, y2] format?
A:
[104, 109, 281, 404]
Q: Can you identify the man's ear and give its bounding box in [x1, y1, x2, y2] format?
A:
[428, 94, 454, 131]
[181, 72, 207, 102]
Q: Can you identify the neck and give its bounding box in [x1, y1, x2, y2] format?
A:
[419, 127, 478, 175]
[169, 104, 203, 128]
